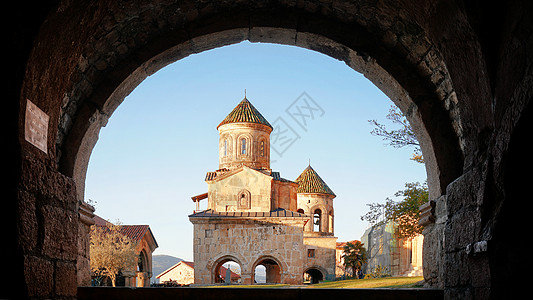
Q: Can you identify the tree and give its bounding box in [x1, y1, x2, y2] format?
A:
[342, 241, 367, 278]
[368, 105, 423, 163]
[90, 221, 138, 287]
[361, 182, 428, 239]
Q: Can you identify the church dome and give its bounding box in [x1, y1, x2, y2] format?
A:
[295, 165, 336, 197]
[217, 97, 273, 129]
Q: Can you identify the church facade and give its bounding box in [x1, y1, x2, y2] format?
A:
[189, 97, 337, 285]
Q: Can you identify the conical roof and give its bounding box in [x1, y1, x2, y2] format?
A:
[217, 97, 273, 129]
[295, 165, 336, 196]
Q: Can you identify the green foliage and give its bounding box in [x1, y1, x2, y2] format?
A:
[361, 182, 428, 239]
[342, 241, 367, 277]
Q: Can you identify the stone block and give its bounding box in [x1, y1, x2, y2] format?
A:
[55, 261, 77, 296]
[42, 205, 78, 260]
[24, 255, 53, 297]
[17, 190, 38, 253]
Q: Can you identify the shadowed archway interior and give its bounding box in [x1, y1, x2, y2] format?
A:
[10, 0, 533, 299]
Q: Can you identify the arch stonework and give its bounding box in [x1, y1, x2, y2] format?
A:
[304, 265, 327, 283]
[210, 254, 245, 284]
[251, 255, 285, 284]
[11, 0, 533, 298]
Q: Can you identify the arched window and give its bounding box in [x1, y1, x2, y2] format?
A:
[224, 139, 227, 156]
[241, 138, 246, 155]
[313, 209, 322, 232]
[237, 189, 251, 209]
[260, 140, 265, 157]
[297, 208, 304, 214]
[137, 250, 147, 272]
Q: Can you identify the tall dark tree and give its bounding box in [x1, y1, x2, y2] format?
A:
[342, 241, 367, 278]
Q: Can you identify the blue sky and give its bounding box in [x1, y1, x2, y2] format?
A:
[85, 41, 427, 261]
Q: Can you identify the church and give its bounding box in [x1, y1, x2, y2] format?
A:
[189, 96, 337, 285]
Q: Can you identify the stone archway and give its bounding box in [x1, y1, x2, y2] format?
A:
[41, 3, 464, 291]
[211, 255, 243, 284]
[303, 266, 327, 284]
[251, 256, 283, 284]
[13, 1, 533, 298]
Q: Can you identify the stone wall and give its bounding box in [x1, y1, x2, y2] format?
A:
[207, 167, 274, 212]
[297, 193, 334, 233]
[303, 236, 337, 279]
[190, 217, 306, 285]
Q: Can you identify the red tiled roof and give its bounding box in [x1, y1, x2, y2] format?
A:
[118, 225, 150, 241]
[93, 215, 155, 244]
[94, 224, 150, 241]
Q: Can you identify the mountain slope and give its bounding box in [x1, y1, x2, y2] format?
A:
[152, 255, 183, 282]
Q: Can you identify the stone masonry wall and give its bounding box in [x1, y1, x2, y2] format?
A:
[191, 217, 306, 285]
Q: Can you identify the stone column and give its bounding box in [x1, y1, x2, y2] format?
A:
[77, 199, 95, 286]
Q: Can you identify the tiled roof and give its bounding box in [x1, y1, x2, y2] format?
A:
[217, 97, 272, 129]
[93, 215, 157, 247]
[95, 224, 150, 241]
[189, 208, 308, 218]
[119, 225, 150, 241]
[295, 165, 335, 196]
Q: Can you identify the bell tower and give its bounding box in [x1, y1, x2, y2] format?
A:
[216, 96, 273, 171]
[295, 165, 336, 235]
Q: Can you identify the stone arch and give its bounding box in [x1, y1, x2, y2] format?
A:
[304, 265, 327, 284]
[250, 255, 284, 284]
[137, 249, 148, 273]
[210, 255, 245, 284]
[236, 133, 252, 157]
[219, 134, 233, 159]
[13, 1, 533, 297]
[17, 0, 495, 295]
[309, 204, 328, 233]
[257, 136, 268, 158]
[49, 4, 465, 205]
[237, 189, 251, 210]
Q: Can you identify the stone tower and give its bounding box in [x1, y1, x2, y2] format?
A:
[295, 165, 336, 234]
[217, 97, 273, 171]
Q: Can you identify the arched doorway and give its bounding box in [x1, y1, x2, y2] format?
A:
[304, 268, 324, 284]
[252, 257, 282, 284]
[136, 250, 149, 287]
[212, 256, 242, 284]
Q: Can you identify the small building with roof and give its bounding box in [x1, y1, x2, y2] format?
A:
[92, 216, 158, 287]
[189, 95, 337, 285]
